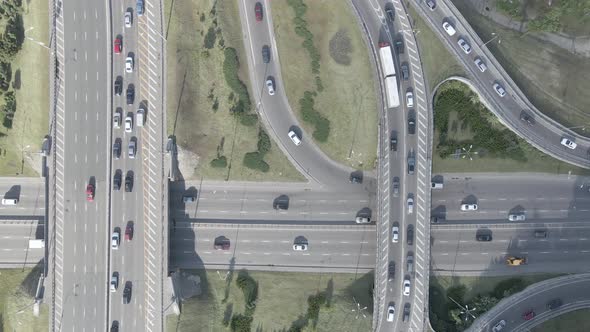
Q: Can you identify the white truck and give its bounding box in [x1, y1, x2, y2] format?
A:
[28, 239, 45, 249]
[378, 42, 400, 108]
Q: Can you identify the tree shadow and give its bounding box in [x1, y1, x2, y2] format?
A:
[12, 68, 20, 90]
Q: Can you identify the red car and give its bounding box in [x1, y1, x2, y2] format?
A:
[86, 184, 95, 202]
[254, 2, 263, 21]
[114, 37, 122, 54]
[125, 222, 133, 241]
[522, 309, 535, 321]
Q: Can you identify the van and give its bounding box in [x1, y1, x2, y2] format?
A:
[1, 198, 18, 205]
[136, 108, 145, 127]
[431, 182, 443, 189]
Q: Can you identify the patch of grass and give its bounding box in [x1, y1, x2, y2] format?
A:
[272, 1, 378, 170]
[524, 0, 590, 35]
[165, 270, 373, 332]
[532, 308, 590, 332]
[430, 274, 562, 332]
[0, 0, 48, 176]
[496, 0, 523, 19]
[165, 0, 304, 181]
[432, 81, 590, 175]
[453, 0, 590, 137]
[0, 267, 48, 331]
[407, 5, 465, 90]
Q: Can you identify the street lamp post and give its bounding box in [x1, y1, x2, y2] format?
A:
[482, 33, 500, 47]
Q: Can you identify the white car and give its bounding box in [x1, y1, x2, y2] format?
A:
[110, 273, 118, 292]
[560, 137, 577, 149]
[474, 58, 487, 72]
[355, 216, 370, 224]
[288, 130, 301, 146]
[392, 226, 399, 243]
[426, 0, 436, 10]
[492, 320, 506, 332]
[124, 115, 133, 133]
[460, 203, 478, 211]
[293, 244, 308, 251]
[508, 213, 526, 221]
[493, 83, 506, 97]
[266, 78, 275, 95]
[125, 56, 134, 73]
[113, 109, 121, 128]
[403, 278, 411, 296]
[124, 10, 132, 28]
[407, 197, 414, 214]
[111, 231, 120, 250]
[442, 21, 456, 36]
[405, 91, 414, 108]
[387, 304, 395, 322]
[458, 38, 472, 54]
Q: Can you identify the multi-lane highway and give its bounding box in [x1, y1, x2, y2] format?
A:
[432, 173, 590, 221]
[0, 178, 45, 218]
[0, 221, 44, 266]
[170, 223, 376, 272]
[413, 0, 590, 168]
[170, 181, 374, 222]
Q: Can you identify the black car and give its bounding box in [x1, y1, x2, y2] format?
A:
[520, 111, 534, 125]
[407, 153, 415, 175]
[388, 261, 395, 281]
[349, 173, 362, 184]
[390, 131, 398, 151]
[113, 170, 122, 191]
[546, 298, 562, 310]
[403, 303, 411, 322]
[262, 45, 271, 63]
[123, 281, 132, 304]
[113, 138, 121, 159]
[273, 200, 288, 210]
[408, 114, 416, 135]
[401, 63, 409, 81]
[476, 234, 492, 242]
[407, 226, 414, 245]
[126, 85, 134, 105]
[125, 173, 133, 192]
[111, 321, 119, 332]
[114, 76, 123, 96]
[395, 39, 404, 54]
[385, 6, 395, 22]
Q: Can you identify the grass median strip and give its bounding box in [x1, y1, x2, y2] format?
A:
[272, 0, 377, 170]
[166, 269, 373, 331]
[165, 0, 303, 181]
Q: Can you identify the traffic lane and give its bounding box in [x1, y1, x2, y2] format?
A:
[421, 2, 590, 165]
[440, 208, 586, 222]
[483, 280, 590, 331]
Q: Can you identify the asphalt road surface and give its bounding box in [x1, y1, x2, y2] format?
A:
[432, 223, 590, 276]
[0, 178, 45, 218]
[467, 274, 590, 332]
[56, 0, 111, 330]
[170, 181, 374, 222]
[0, 222, 44, 266]
[413, 0, 590, 169]
[169, 223, 376, 273]
[432, 173, 590, 221]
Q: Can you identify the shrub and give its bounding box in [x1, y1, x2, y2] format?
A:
[223, 48, 251, 112]
[239, 113, 257, 126]
[496, 0, 522, 19]
[203, 26, 216, 49]
[299, 91, 330, 142]
[528, 8, 561, 32]
[286, 0, 320, 74]
[257, 129, 270, 155]
[243, 152, 269, 172]
[210, 156, 227, 168]
[2, 90, 15, 128]
[230, 314, 252, 332]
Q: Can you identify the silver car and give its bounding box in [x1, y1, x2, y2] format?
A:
[266, 78, 275, 96]
[458, 38, 472, 54]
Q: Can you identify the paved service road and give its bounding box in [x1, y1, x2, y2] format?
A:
[170, 181, 374, 222]
[467, 274, 590, 332]
[431, 223, 590, 276]
[170, 223, 376, 272]
[432, 173, 590, 221]
[413, 1, 590, 169]
[0, 178, 45, 217]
